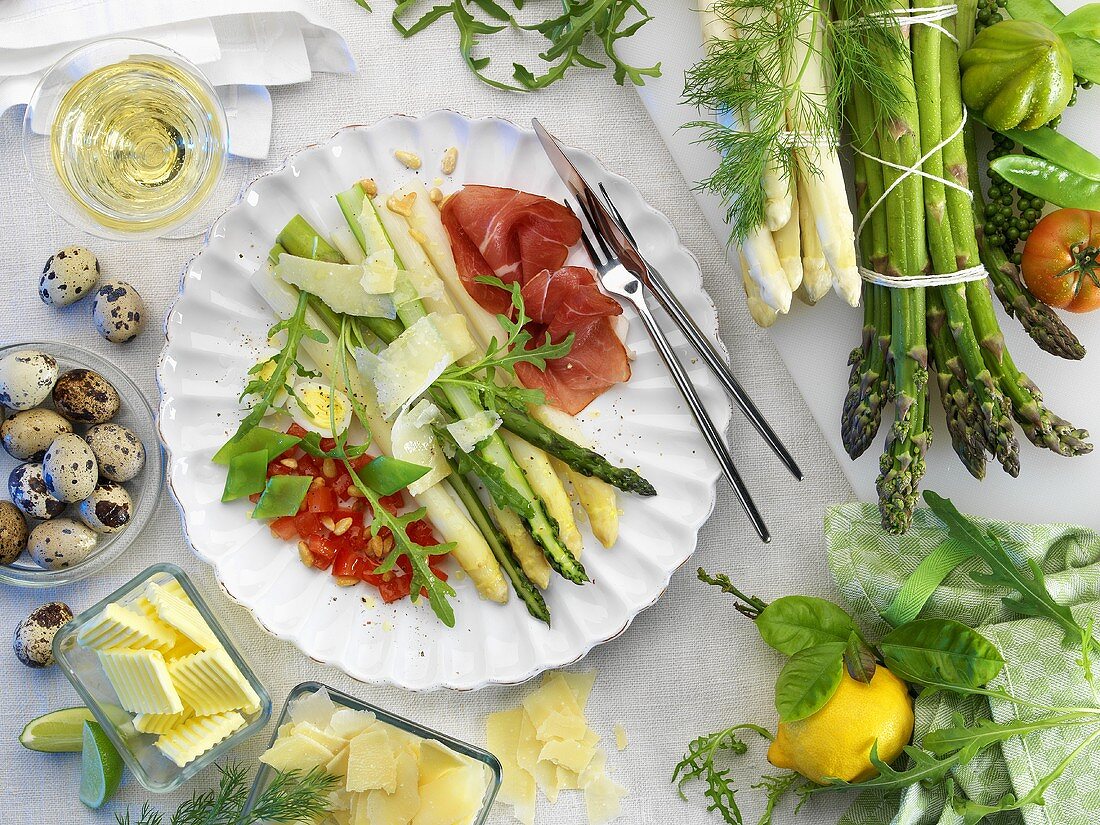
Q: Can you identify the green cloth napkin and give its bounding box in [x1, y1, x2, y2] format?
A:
[824, 503, 1100, 825]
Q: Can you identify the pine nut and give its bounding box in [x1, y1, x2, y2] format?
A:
[322, 458, 337, 478]
[333, 517, 353, 536]
[429, 187, 444, 205]
[441, 147, 458, 175]
[386, 192, 417, 217]
[394, 150, 422, 170]
[360, 178, 378, 197]
[298, 541, 313, 567]
[347, 485, 364, 498]
[279, 457, 298, 469]
[321, 516, 337, 533]
[334, 576, 359, 587]
[311, 476, 325, 489]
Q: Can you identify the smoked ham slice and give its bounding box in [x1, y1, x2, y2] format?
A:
[442, 185, 630, 414]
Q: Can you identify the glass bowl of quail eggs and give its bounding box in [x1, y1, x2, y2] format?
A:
[0, 341, 162, 586]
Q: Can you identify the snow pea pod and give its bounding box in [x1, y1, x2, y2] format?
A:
[997, 125, 1100, 180]
[990, 154, 1100, 210]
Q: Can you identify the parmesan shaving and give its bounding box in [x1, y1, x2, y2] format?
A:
[446, 410, 502, 452]
[275, 253, 396, 318]
[391, 400, 449, 495]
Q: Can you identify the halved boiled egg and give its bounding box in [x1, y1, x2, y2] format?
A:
[250, 358, 290, 414]
[290, 381, 352, 437]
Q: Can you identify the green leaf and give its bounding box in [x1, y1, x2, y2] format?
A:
[923, 712, 1095, 764]
[755, 596, 855, 655]
[923, 491, 1094, 680]
[843, 632, 877, 684]
[774, 642, 846, 723]
[437, 428, 534, 518]
[1065, 34, 1100, 83]
[358, 456, 430, 496]
[880, 618, 1003, 689]
[1005, 0, 1064, 27]
[213, 427, 300, 466]
[1054, 4, 1100, 38]
[801, 743, 960, 797]
[672, 723, 775, 825]
[221, 450, 269, 502]
[251, 475, 312, 520]
[297, 432, 371, 459]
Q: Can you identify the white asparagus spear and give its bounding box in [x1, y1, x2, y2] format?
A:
[738, 249, 778, 328]
[789, 11, 860, 306]
[700, 7, 791, 313]
[389, 184, 618, 548]
[797, 186, 832, 304]
[249, 266, 509, 604]
[491, 503, 551, 589]
[772, 180, 803, 292]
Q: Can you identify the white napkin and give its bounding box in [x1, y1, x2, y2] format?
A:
[0, 0, 357, 158]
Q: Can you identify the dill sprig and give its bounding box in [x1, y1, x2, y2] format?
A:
[115, 764, 338, 825]
[684, 0, 905, 242]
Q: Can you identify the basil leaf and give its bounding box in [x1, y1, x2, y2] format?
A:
[221, 449, 269, 502]
[880, 619, 1004, 689]
[1005, 0, 1063, 27]
[1054, 5, 1100, 39]
[843, 632, 878, 684]
[214, 427, 299, 466]
[755, 596, 855, 655]
[251, 475, 312, 520]
[358, 456, 429, 496]
[774, 642, 846, 722]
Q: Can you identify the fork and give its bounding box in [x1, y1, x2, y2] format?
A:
[569, 201, 771, 543]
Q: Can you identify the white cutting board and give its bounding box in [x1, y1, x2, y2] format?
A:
[616, 0, 1100, 527]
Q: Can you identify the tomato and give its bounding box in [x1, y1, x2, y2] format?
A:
[333, 547, 370, 579]
[1021, 208, 1100, 312]
[406, 519, 439, 547]
[379, 491, 405, 514]
[306, 486, 336, 513]
[332, 473, 355, 497]
[307, 533, 338, 569]
[287, 423, 309, 439]
[269, 516, 297, 540]
[293, 511, 321, 538]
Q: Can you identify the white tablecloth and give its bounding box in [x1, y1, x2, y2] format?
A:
[0, 2, 854, 822]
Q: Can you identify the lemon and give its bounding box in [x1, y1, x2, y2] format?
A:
[767, 665, 914, 784]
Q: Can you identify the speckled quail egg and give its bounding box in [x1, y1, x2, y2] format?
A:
[13, 602, 72, 667]
[52, 369, 120, 424]
[39, 247, 99, 307]
[84, 423, 145, 483]
[0, 501, 28, 565]
[0, 350, 58, 411]
[78, 482, 132, 534]
[92, 281, 146, 344]
[43, 433, 98, 503]
[8, 463, 65, 520]
[1, 408, 73, 461]
[28, 518, 97, 571]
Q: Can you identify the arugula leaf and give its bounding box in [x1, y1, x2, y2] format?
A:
[672, 723, 774, 825]
[879, 618, 1004, 689]
[697, 568, 768, 619]
[438, 427, 534, 517]
[923, 712, 1096, 764]
[923, 491, 1095, 680]
[774, 642, 846, 722]
[801, 743, 960, 797]
[755, 595, 855, 655]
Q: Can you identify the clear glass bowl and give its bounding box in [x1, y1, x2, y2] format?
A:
[0, 341, 163, 587]
[245, 682, 502, 823]
[53, 564, 272, 793]
[22, 38, 228, 241]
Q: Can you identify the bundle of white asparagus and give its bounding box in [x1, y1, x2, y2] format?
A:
[701, 4, 861, 327]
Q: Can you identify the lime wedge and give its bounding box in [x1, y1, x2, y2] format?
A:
[20, 707, 97, 753]
[79, 721, 123, 809]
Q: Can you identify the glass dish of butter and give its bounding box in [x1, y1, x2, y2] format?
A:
[246, 682, 501, 825]
[53, 563, 272, 792]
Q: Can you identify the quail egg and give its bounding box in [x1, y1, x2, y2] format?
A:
[8, 463, 65, 520]
[92, 280, 146, 344]
[0, 350, 58, 410]
[39, 247, 99, 307]
[43, 433, 98, 503]
[0, 501, 28, 565]
[84, 423, 145, 483]
[78, 482, 132, 534]
[13, 602, 73, 667]
[52, 369, 120, 424]
[28, 519, 97, 570]
[1, 408, 73, 461]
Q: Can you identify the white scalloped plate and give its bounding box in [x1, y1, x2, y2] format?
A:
[156, 111, 732, 691]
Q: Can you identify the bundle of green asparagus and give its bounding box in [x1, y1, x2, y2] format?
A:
[837, 0, 1091, 533]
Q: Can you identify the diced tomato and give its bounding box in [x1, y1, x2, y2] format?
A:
[319, 437, 337, 453]
[293, 511, 321, 538]
[307, 533, 338, 565]
[406, 519, 439, 547]
[350, 454, 373, 471]
[266, 459, 296, 477]
[287, 423, 309, 438]
[332, 473, 354, 497]
[379, 492, 404, 514]
[306, 486, 336, 513]
[269, 516, 297, 541]
[333, 547, 370, 579]
[376, 575, 411, 603]
[297, 455, 319, 476]
[249, 493, 261, 504]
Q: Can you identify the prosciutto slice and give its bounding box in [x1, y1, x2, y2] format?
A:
[516, 267, 631, 415]
[443, 185, 631, 415]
